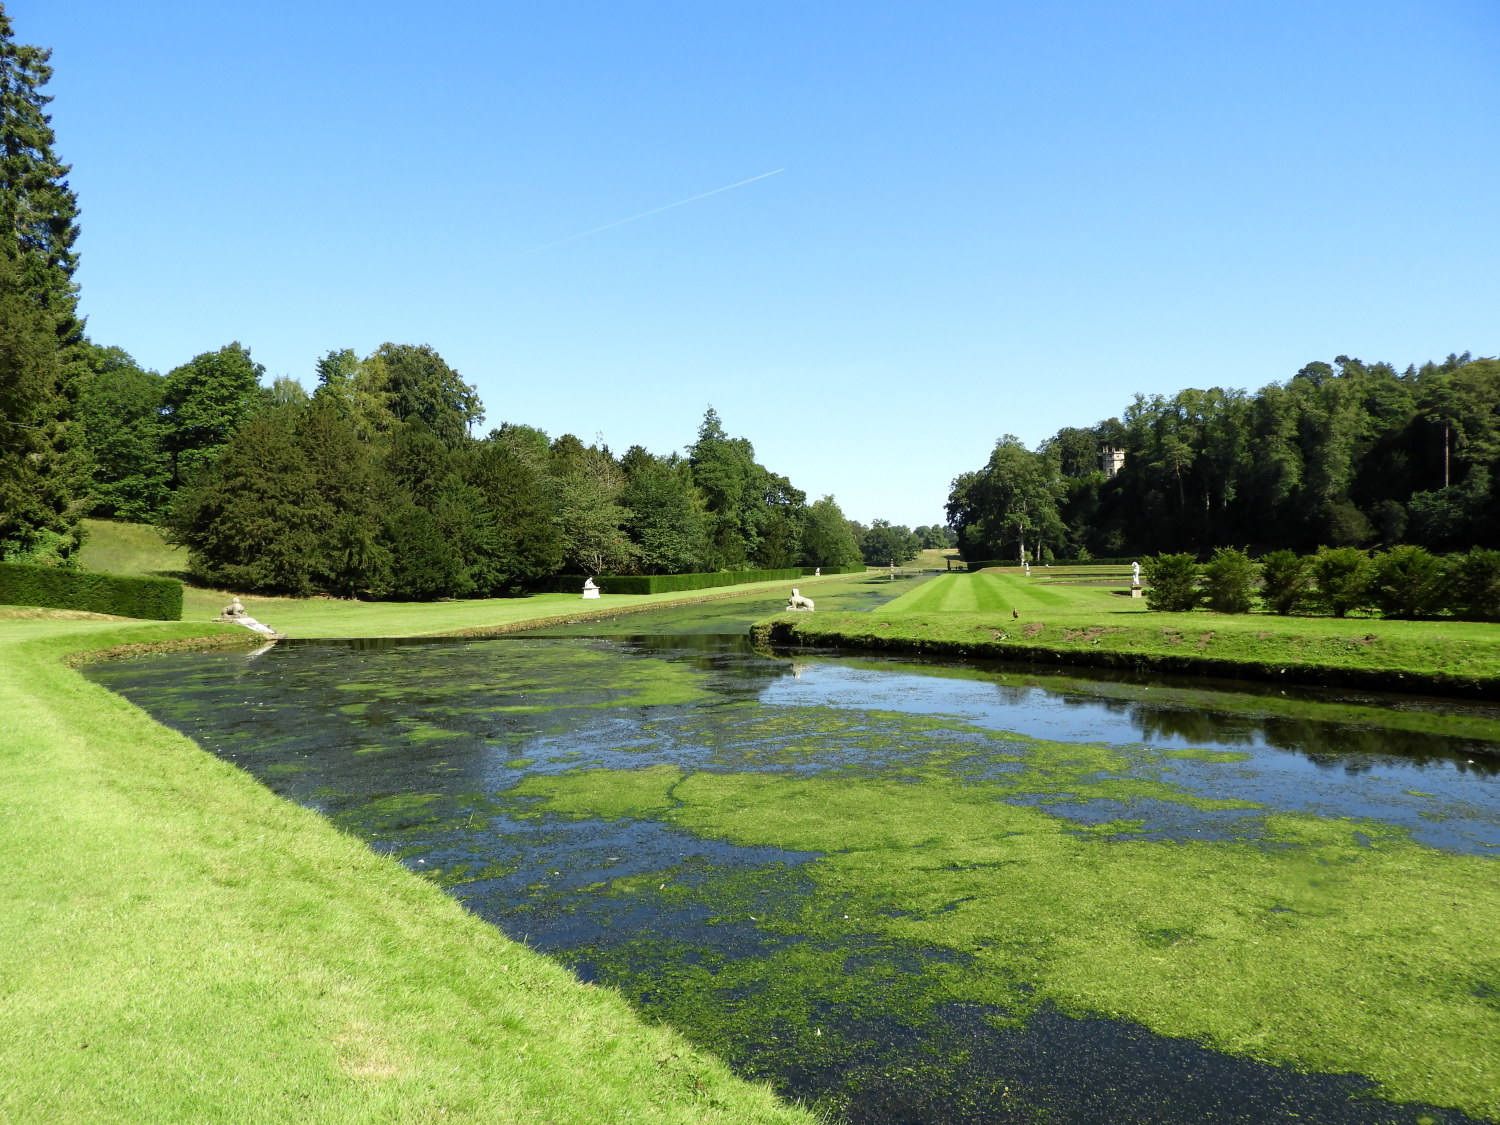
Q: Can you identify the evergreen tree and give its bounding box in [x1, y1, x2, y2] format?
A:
[464, 437, 563, 591]
[0, 8, 86, 561]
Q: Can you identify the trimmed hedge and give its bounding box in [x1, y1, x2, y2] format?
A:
[965, 557, 1138, 571]
[535, 565, 864, 596]
[0, 562, 183, 620]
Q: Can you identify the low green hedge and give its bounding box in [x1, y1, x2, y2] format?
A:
[0, 562, 183, 620]
[964, 557, 1138, 570]
[535, 565, 864, 596]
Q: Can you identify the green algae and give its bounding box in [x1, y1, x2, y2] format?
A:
[516, 758, 1500, 1119]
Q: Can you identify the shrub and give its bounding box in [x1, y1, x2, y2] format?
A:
[1368, 546, 1445, 619]
[1143, 553, 1200, 612]
[1201, 547, 1256, 614]
[1446, 548, 1500, 621]
[0, 561, 182, 620]
[1309, 547, 1373, 618]
[1258, 549, 1312, 615]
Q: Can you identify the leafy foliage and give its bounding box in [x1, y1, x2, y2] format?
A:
[1200, 547, 1255, 614]
[1309, 547, 1373, 618]
[1143, 553, 1199, 612]
[1258, 549, 1311, 616]
[0, 559, 181, 618]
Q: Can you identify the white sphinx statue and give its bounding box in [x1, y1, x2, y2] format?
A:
[215, 596, 278, 637]
[786, 587, 815, 612]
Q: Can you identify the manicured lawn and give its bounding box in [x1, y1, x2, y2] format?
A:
[764, 570, 1500, 694]
[0, 606, 817, 1125]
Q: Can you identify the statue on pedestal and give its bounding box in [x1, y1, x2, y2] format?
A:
[582, 577, 601, 600]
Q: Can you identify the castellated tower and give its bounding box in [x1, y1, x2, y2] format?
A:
[1100, 445, 1126, 478]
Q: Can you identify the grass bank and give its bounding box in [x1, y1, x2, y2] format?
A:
[753, 570, 1500, 698]
[0, 606, 819, 1124]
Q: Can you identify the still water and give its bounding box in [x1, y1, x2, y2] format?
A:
[86, 628, 1500, 1124]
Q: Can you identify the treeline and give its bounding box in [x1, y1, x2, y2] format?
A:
[949, 353, 1500, 562]
[1144, 545, 1500, 621]
[80, 340, 873, 597]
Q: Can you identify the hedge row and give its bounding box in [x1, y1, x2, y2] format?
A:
[535, 565, 864, 596]
[964, 557, 1137, 571]
[0, 562, 183, 620]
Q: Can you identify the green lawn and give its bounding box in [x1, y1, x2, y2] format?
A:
[763, 570, 1500, 694]
[0, 608, 817, 1123]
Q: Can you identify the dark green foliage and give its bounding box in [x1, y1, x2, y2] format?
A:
[948, 354, 1500, 560]
[78, 344, 171, 520]
[1368, 546, 1445, 619]
[1258, 549, 1312, 615]
[1446, 548, 1500, 622]
[620, 446, 705, 574]
[382, 505, 469, 600]
[1309, 547, 1373, 618]
[1143, 553, 1200, 612]
[859, 520, 922, 566]
[0, 251, 83, 560]
[0, 560, 180, 619]
[947, 435, 1065, 563]
[160, 342, 266, 487]
[464, 438, 562, 591]
[801, 496, 864, 569]
[163, 404, 326, 595]
[1201, 547, 1256, 614]
[361, 343, 483, 446]
[914, 524, 955, 550]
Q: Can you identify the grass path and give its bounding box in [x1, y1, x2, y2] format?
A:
[888, 570, 1071, 614]
[0, 608, 818, 1125]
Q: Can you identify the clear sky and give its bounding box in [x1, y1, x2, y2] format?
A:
[21, 0, 1500, 528]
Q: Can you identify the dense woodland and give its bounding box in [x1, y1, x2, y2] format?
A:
[949, 353, 1500, 562]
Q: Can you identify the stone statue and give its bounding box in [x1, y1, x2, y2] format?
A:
[814, 567, 821, 577]
[1132, 561, 1141, 588]
[787, 587, 815, 612]
[582, 577, 601, 600]
[214, 597, 278, 637]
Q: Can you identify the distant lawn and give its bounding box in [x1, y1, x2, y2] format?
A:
[76, 517, 189, 579]
[762, 570, 1500, 695]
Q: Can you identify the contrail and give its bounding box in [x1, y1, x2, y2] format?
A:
[483, 168, 785, 266]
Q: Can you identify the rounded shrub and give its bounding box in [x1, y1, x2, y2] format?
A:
[1143, 553, 1200, 612]
[1368, 546, 1445, 619]
[1309, 547, 1373, 618]
[1201, 547, 1256, 614]
[1446, 547, 1500, 621]
[1258, 549, 1312, 615]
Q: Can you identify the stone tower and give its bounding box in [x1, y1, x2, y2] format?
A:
[1100, 445, 1125, 479]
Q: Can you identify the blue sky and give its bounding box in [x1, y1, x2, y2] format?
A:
[24, 0, 1500, 527]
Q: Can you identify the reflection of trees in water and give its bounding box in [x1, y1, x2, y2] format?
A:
[1127, 704, 1500, 775]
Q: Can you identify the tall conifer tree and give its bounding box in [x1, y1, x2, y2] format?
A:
[0, 5, 87, 560]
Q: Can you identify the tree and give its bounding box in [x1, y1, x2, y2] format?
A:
[464, 437, 563, 591]
[801, 496, 864, 568]
[620, 446, 704, 574]
[78, 344, 171, 521]
[160, 342, 266, 487]
[946, 435, 1064, 563]
[1447, 548, 1500, 622]
[860, 520, 921, 566]
[1368, 545, 1444, 620]
[551, 434, 636, 575]
[0, 9, 86, 561]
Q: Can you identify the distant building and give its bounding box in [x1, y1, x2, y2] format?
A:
[1100, 445, 1126, 478]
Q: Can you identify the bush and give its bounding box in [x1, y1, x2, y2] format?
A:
[1446, 547, 1500, 621]
[0, 561, 182, 620]
[1143, 553, 1200, 612]
[1368, 546, 1445, 619]
[1309, 547, 1373, 618]
[1201, 547, 1256, 614]
[1259, 549, 1312, 615]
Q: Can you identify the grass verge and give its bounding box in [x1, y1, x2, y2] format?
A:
[0, 609, 818, 1124]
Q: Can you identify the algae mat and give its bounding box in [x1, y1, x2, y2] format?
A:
[86, 637, 1500, 1123]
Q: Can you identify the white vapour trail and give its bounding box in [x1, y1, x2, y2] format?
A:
[477, 168, 785, 268]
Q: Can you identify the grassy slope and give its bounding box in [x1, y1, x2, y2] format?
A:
[3, 533, 824, 1124]
[759, 570, 1500, 694]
